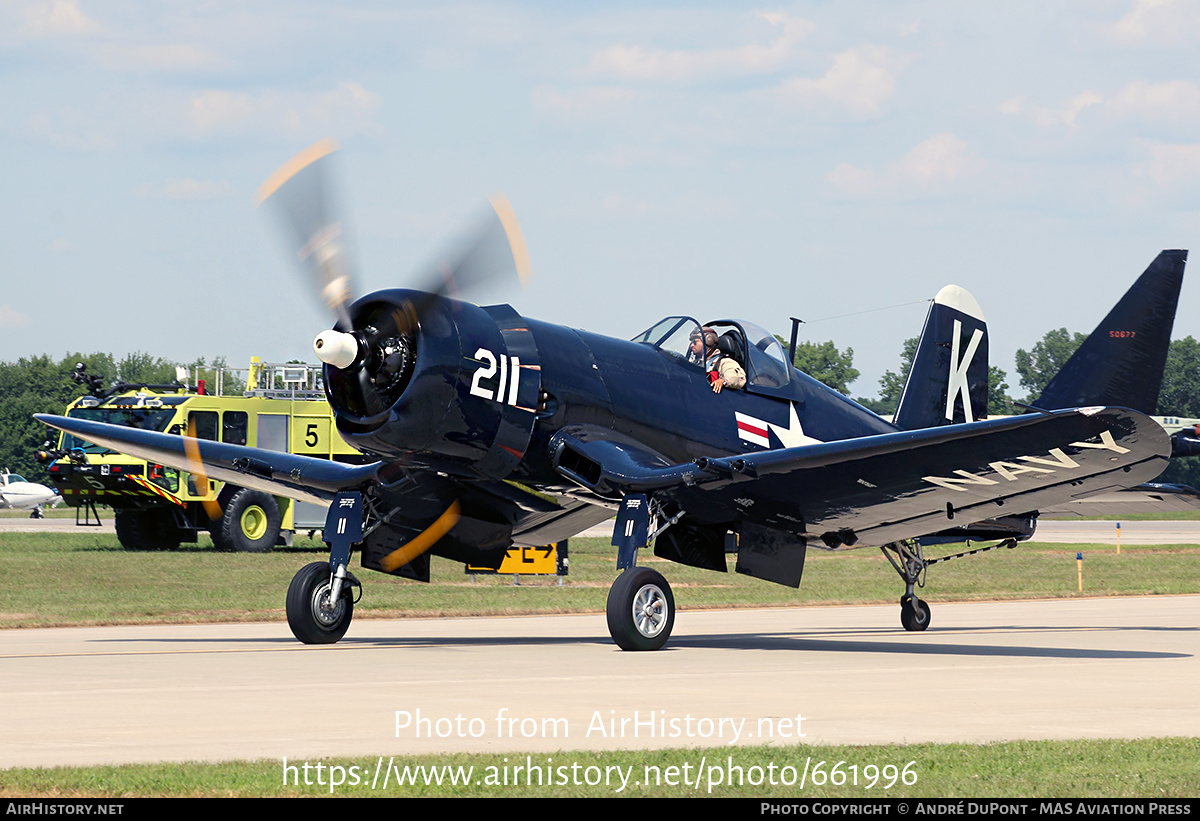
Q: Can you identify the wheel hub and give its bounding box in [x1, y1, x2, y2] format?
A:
[240, 505, 268, 540]
[632, 584, 667, 638]
[312, 582, 345, 628]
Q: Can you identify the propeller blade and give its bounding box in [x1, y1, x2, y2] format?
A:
[408, 194, 531, 313]
[379, 500, 461, 572]
[185, 417, 223, 521]
[257, 138, 355, 329]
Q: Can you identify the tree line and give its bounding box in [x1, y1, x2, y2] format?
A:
[0, 352, 239, 481]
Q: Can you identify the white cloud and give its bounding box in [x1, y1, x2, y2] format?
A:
[20, 0, 100, 38]
[998, 95, 1024, 115]
[95, 43, 222, 72]
[594, 191, 739, 222]
[26, 81, 384, 149]
[190, 82, 382, 135]
[1137, 142, 1200, 185]
[1104, 0, 1200, 44]
[532, 85, 636, 125]
[774, 46, 903, 117]
[1035, 90, 1104, 127]
[588, 12, 815, 82]
[136, 179, 237, 200]
[828, 133, 984, 196]
[0, 306, 33, 329]
[1106, 79, 1200, 120]
[587, 143, 712, 171]
[1032, 80, 1200, 128]
[188, 90, 258, 133]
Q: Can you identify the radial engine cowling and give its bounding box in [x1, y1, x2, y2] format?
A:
[322, 289, 541, 480]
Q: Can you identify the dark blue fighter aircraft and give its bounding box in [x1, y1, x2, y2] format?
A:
[37, 141, 1177, 651]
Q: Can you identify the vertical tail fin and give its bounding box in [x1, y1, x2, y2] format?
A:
[893, 285, 989, 430]
[1032, 250, 1186, 414]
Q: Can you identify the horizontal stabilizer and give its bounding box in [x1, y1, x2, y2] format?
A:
[1040, 482, 1200, 518]
[36, 414, 381, 505]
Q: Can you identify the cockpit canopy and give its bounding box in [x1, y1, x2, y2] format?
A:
[632, 316, 792, 390]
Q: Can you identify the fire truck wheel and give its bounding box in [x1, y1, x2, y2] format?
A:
[217, 489, 281, 553]
[114, 509, 182, 551]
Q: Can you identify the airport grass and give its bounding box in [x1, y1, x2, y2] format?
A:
[0, 530, 1198, 628]
[2, 737, 1197, 797]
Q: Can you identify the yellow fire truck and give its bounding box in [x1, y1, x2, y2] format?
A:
[42, 359, 364, 551]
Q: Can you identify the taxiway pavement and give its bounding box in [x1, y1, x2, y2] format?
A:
[2, 595, 1196, 768]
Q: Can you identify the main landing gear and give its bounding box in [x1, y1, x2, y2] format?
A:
[286, 561, 360, 644]
[606, 566, 675, 651]
[286, 490, 364, 645]
[605, 493, 681, 651]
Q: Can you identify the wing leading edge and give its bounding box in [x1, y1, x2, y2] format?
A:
[36, 414, 382, 505]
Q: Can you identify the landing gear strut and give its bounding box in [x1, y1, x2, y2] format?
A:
[881, 537, 1021, 632]
[881, 540, 931, 632]
[605, 492, 678, 651]
[286, 490, 364, 645]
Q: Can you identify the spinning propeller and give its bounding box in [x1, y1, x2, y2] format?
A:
[256, 138, 531, 372]
[256, 138, 532, 568]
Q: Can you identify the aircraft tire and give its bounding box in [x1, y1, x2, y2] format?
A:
[215, 489, 281, 553]
[900, 595, 930, 632]
[114, 509, 182, 551]
[287, 561, 353, 644]
[606, 567, 675, 651]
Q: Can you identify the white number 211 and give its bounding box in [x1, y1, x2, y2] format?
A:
[469, 348, 522, 406]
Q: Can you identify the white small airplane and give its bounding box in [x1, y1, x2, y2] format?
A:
[0, 470, 62, 518]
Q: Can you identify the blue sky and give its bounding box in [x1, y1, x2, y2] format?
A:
[3, 0, 1199, 399]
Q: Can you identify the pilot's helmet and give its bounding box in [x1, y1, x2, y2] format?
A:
[702, 327, 718, 349]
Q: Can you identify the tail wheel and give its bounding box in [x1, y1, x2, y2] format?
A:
[900, 595, 931, 632]
[287, 561, 353, 644]
[606, 567, 675, 651]
[215, 489, 281, 553]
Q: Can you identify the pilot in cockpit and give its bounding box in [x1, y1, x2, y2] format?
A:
[707, 330, 747, 394]
[687, 328, 710, 365]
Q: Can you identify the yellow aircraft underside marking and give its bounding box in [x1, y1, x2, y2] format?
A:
[380, 501, 461, 572]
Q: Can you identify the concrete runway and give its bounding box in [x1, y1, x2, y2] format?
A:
[2, 595, 1197, 768]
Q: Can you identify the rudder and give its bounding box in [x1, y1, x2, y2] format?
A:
[1032, 250, 1186, 414]
[893, 284, 989, 430]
